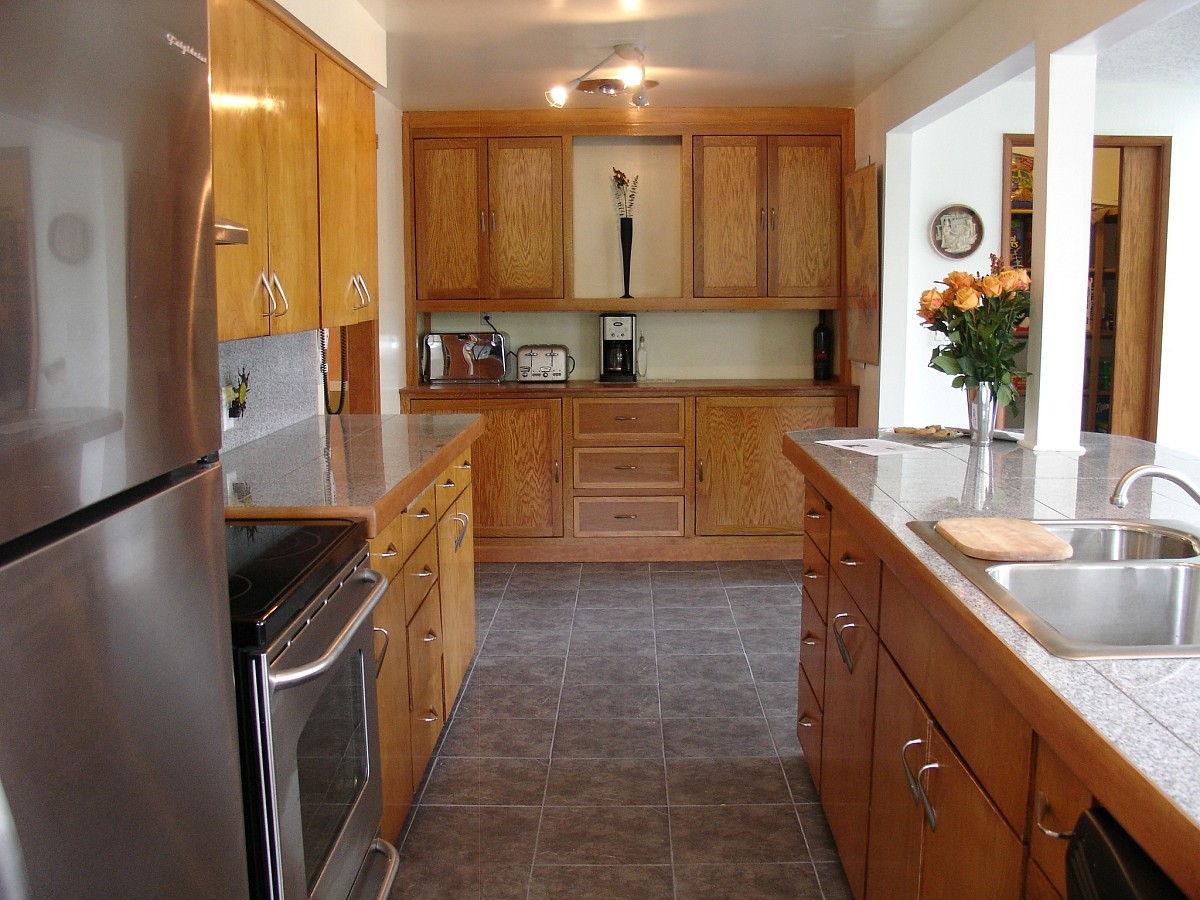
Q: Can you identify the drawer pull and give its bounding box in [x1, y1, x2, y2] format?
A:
[802, 569, 820, 580]
[614, 465, 638, 470]
[613, 514, 638, 520]
[376, 542, 399, 559]
[798, 716, 815, 729]
[456, 460, 472, 470]
[805, 510, 825, 520]
[839, 555, 861, 568]
[1034, 791, 1075, 841]
[413, 508, 432, 520]
[414, 566, 434, 579]
[423, 630, 438, 643]
[800, 633, 818, 646]
[440, 478, 456, 490]
[421, 708, 439, 724]
[614, 415, 638, 421]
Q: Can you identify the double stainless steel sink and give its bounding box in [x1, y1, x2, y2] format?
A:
[910, 519, 1200, 659]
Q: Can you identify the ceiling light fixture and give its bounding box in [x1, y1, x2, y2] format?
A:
[545, 43, 655, 108]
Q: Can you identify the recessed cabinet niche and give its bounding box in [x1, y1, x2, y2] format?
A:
[693, 135, 841, 299]
[412, 137, 564, 301]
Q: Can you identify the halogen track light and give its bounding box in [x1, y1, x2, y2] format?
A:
[545, 43, 655, 108]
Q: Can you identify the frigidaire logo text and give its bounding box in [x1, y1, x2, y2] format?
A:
[166, 33, 207, 64]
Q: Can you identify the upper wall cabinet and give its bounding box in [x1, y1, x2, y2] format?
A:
[413, 137, 564, 301]
[317, 56, 379, 327]
[210, 0, 320, 341]
[693, 135, 840, 300]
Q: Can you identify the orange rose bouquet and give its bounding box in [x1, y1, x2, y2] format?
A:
[917, 255, 1031, 412]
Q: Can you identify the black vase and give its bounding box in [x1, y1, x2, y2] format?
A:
[619, 217, 633, 299]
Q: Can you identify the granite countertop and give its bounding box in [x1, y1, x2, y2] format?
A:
[220, 413, 484, 536]
[784, 428, 1200, 865]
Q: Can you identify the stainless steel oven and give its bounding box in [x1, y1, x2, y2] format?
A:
[228, 520, 398, 900]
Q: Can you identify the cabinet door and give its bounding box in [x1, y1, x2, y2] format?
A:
[413, 139, 489, 300]
[695, 395, 845, 535]
[210, 0, 270, 341]
[865, 651, 928, 900]
[408, 398, 564, 538]
[821, 578, 879, 900]
[693, 136, 766, 298]
[1029, 742, 1092, 896]
[438, 488, 475, 712]
[487, 137, 563, 299]
[373, 579, 413, 841]
[920, 729, 1024, 900]
[260, 10, 320, 334]
[768, 136, 841, 298]
[317, 56, 378, 327]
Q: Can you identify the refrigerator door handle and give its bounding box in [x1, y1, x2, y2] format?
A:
[268, 570, 387, 690]
[0, 777, 30, 900]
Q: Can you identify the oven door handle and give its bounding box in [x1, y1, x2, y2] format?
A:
[268, 570, 388, 691]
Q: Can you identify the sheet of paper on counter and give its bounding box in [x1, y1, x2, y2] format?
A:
[815, 438, 939, 456]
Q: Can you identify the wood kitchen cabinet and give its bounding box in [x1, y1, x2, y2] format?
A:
[1028, 742, 1093, 898]
[210, 0, 320, 341]
[695, 395, 845, 535]
[693, 135, 840, 299]
[407, 398, 564, 538]
[436, 454, 475, 709]
[316, 55, 379, 327]
[413, 137, 563, 301]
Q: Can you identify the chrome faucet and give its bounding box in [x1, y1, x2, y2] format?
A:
[1110, 464, 1200, 508]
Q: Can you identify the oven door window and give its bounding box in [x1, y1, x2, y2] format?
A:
[297, 648, 369, 891]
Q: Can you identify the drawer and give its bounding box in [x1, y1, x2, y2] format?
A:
[408, 584, 444, 692]
[802, 483, 832, 558]
[572, 398, 686, 444]
[369, 480, 436, 582]
[830, 515, 881, 628]
[796, 663, 823, 789]
[433, 449, 472, 519]
[1030, 741, 1093, 896]
[573, 447, 685, 491]
[573, 496, 685, 537]
[409, 667, 444, 788]
[800, 535, 830, 622]
[403, 529, 439, 623]
[799, 587, 826, 707]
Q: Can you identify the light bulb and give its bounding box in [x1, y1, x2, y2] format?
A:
[619, 65, 643, 88]
[545, 85, 569, 108]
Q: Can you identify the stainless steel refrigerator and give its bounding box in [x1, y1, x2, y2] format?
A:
[0, 1, 250, 896]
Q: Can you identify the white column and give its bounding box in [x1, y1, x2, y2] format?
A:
[1020, 51, 1096, 453]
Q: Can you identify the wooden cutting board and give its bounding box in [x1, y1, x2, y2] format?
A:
[934, 517, 1073, 561]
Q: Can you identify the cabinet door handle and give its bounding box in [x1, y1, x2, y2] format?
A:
[414, 566, 434, 579]
[614, 415, 638, 421]
[423, 629, 438, 642]
[798, 715, 815, 729]
[491, 210, 497, 233]
[800, 633, 818, 647]
[832, 613, 857, 673]
[770, 207, 777, 231]
[900, 738, 925, 804]
[351, 273, 370, 310]
[453, 512, 469, 551]
[613, 514, 638, 520]
[698, 459, 704, 482]
[759, 207, 766, 230]
[839, 555, 861, 568]
[614, 465, 637, 470]
[259, 271, 277, 318]
[376, 542, 399, 559]
[554, 460, 560, 483]
[1034, 791, 1075, 840]
[917, 761, 940, 832]
[805, 510, 825, 520]
[373, 626, 389, 678]
[421, 708, 439, 724]
[270, 271, 290, 317]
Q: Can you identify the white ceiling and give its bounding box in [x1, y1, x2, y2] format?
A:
[364, 0, 1200, 112]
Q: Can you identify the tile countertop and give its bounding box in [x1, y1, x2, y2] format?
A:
[784, 428, 1200, 892]
[220, 413, 484, 537]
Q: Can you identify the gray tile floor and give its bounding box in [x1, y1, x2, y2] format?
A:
[390, 560, 853, 899]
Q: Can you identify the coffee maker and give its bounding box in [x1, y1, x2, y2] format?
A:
[599, 313, 637, 382]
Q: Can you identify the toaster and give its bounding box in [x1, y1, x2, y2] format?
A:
[516, 344, 572, 382]
[422, 332, 508, 383]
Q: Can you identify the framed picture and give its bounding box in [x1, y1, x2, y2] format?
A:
[930, 204, 983, 259]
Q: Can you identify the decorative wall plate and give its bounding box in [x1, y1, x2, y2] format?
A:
[930, 204, 983, 259]
[48, 213, 91, 264]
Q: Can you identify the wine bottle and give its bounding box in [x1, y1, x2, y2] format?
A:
[813, 310, 833, 381]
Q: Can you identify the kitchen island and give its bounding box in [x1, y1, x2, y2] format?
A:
[784, 428, 1200, 898]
